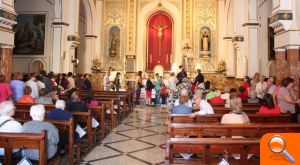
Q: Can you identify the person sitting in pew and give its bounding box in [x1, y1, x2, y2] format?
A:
[221, 94, 250, 124]
[0, 101, 23, 156]
[189, 92, 214, 118]
[221, 95, 251, 160]
[172, 89, 192, 114]
[22, 104, 59, 160]
[258, 93, 280, 115]
[66, 90, 88, 112]
[221, 87, 230, 108]
[47, 100, 80, 151]
[35, 88, 53, 105]
[238, 86, 248, 103]
[18, 86, 35, 104]
[210, 90, 225, 104]
[84, 93, 99, 108]
[174, 88, 193, 108]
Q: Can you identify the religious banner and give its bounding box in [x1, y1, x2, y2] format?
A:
[147, 12, 173, 71]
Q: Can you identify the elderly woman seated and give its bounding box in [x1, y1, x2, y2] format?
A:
[22, 104, 59, 160]
[190, 92, 214, 118]
[172, 88, 192, 114]
[221, 92, 250, 124]
[0, 101, 22, 156]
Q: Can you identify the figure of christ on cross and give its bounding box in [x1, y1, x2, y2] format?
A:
[151, 23, 169, 58]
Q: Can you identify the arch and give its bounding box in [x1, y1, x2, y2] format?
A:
[81, 0, 96, 35]
[29, 59, 46, 73]
[146, 11, 173, 71]
[137, 1, 182, 72]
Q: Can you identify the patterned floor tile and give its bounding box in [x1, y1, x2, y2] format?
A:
[89, 155, 148, 165]
[125, 121, 159, 128]
[101, 132, 131, 143]
[128, 148, 166, 164]
[142, 125, 168, 133]
[138, 134, 168, 146]
[84, 145, 122, 161]
[106, 139, 153, 153]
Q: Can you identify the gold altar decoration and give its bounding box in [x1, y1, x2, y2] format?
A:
[215, 60, 226, 73]
[128, 0, 135, 52]
[91, 59, 103, 73]
[185, 0, 191, 39]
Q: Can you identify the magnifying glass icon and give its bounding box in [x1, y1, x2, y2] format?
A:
[268, 135, 295, 163]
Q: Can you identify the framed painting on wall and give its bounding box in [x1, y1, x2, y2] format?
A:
[13, 14, 46, 55]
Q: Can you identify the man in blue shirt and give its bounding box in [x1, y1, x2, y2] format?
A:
[171, 88, 192, 114]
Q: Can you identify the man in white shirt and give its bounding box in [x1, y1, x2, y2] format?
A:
[26, 73, 39, 99]
[67, 72, 75, 89]
[190, 92, 214, 117]
[255, 76, 267, 99]
[0, 101, 23, 155]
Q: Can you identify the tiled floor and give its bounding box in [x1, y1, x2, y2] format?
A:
[82, 106, 169, 165]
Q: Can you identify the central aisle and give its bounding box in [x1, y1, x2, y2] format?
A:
[83, 107, 169, 165]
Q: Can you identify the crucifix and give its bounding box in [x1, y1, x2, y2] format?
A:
[152, 21, 169, 58]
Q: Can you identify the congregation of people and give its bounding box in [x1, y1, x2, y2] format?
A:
[135, 65, 300, 123]
[0, 70, 103, 162]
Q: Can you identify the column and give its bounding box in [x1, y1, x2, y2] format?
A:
[226, 39, 235, 77]
[84, 36, 97, 73]
[95, 0, 104, 61]
[0, 46, 13, 80]
[274, 48, 288, 83]
[286, 46, 300, 97]
[52, 22, 69, 73]
[217, 0, 226, 62]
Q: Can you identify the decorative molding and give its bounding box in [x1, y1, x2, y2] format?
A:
[85, 34, 98, 38]
[127, 0, 135, 53]
[52, 22, 69, 26]
[242, 22, 260, 27]
[232, 36, 244, 42]
[223, 37, 232, 40]
[0, 9, 16, 21]
[274, 48, 286, 52]
[126, 55, 136, 59]
[269, 12, 293, 33]
[0, 17, 17, 27]
[0, 45, 14, 49]
[286, 45, 300, 50]
[269, 12, 292, 24]
[67, 35, 80, 42]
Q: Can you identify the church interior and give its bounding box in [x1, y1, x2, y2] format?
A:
[0, 0, 300, 164]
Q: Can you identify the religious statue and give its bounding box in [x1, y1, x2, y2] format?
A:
[152, 24, 169, 57]
[200, 27, 211, 57]
[109, 32, 119, 57]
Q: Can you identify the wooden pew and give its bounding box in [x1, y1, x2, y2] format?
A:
[192, 107, 259, 114]
[211, 103, 260, 108]
[89, 105, 106, 139]
[166, 138, 260, 165]
[169, 123, 300, 138]
[15, 118, 79, 165]
[170, 114, 292, 123]
[14, 108, 95, 152]
[0, 131, 48, 165]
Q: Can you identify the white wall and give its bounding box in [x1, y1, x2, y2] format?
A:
[258, 0, 272, 76]
[13, 0, 53, 73]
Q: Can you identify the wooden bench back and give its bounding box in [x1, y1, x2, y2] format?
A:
[0, 130, 47, 165]
[191, 108, 259, 114]
[169, 123, 300, 138]
[170, 114, 291, 123]
[167, 138, 260, 165]
[15, 118, 74, 165]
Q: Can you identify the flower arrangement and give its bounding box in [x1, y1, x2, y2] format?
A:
[91, 59, 103, 73]
[215, 60, 226, 73]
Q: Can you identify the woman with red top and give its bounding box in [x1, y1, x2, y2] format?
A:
[0, 75, 12, 103]
[238, 86, 248, 103]
[210, 90, 225, 104]
[242, 76, 251, 97]
[18, 86, 35, 104]
[258, 93, 280, 114]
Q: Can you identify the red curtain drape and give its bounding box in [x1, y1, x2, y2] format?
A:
[147, 12, 173, 71]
